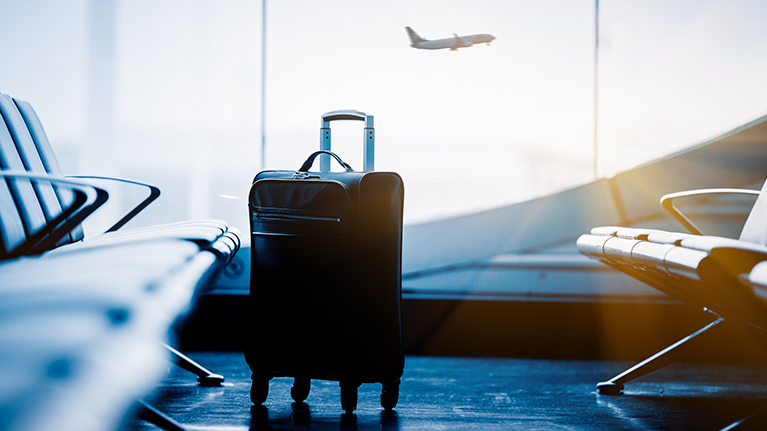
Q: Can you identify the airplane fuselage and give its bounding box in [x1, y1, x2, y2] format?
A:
[409, 32, 496, 51]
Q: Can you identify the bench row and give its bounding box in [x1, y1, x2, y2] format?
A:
[578, 225, 767, 329]
[0, 91, 241, 431]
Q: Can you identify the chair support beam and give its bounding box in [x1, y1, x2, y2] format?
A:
[163, 343, 225, 387]
[597, 317, 729, 395]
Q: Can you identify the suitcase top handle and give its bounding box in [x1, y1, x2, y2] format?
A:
[299, 150, 353, 173]
[320, 110, 375, 172]
[321, 110, 372, 128]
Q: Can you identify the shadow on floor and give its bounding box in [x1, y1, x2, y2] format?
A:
[120, 353, 767, 431]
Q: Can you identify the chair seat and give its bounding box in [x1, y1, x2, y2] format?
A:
[629, 241, 675, 271]
[0, 237, 217, 431]
[646, 231, 694, 245]
[602, 237, 641, 265]
[613, 227, 665, 240]
[577, 226, 767, 328]
[50, 219, 239, 263]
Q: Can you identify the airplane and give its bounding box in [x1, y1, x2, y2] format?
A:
[406, 26, 496, 51]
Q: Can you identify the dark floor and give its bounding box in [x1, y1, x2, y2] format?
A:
[120, 353, 767, 431]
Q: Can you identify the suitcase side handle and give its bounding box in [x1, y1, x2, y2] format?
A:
[320, 110, 374, 173]
[299, 150, 354, 173]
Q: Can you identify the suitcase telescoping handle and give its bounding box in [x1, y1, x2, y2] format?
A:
[299, 150, 353, 173]
[320, 110, 374, 172]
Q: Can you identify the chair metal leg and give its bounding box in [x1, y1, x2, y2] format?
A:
[720, 405, 767, 431]
[162, 342, 225, 386]
[134, 400, 186, 431]
[597, 317, 728, 395]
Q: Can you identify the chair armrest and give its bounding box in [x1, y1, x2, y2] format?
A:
[0, 171, 109, 256]
[68, 176, 160, 233]
[660, 188, 760, 236]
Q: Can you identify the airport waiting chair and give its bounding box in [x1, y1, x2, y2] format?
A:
[0, 92, 241, 384]
[1, 92, 240, 429]
[577, 179, 767, 394]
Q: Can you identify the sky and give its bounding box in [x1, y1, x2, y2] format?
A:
[1, 0, 767, 236]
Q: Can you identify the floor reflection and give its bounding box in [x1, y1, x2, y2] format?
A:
[122, 353, 767, 431]
[249, 403, 400, 431]
[292, 402, 311, 427]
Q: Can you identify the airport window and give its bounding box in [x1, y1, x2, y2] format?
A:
[6, 1, 767, 429]
[1, 0, 766, 239]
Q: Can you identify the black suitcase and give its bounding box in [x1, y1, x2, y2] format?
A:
[245, 110, 405, 414]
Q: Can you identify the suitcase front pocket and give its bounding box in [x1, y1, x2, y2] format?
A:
[252, 207, 347, 238]
[251, 206, 349, 281]
[251, 207, 350, 375]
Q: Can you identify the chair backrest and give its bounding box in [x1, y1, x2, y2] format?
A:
[0, 93, 83, 258]
[14, 97, 85, 244]
[739, 179, 767, 245]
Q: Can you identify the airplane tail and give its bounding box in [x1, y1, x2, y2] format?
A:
[405, 27, 427, 44]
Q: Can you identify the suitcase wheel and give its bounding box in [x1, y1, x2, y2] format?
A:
[250, 375, 270, 405]
[291, 378, 311, 403]
[380, 380, 400, 410]
[340, 381, 360, 415]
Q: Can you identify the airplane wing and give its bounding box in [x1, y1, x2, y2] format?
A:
[451, 33, 472, 50]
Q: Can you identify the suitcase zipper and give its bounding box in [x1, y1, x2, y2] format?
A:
[253, 208, 342, 223]
[255, 213, 341, 223]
